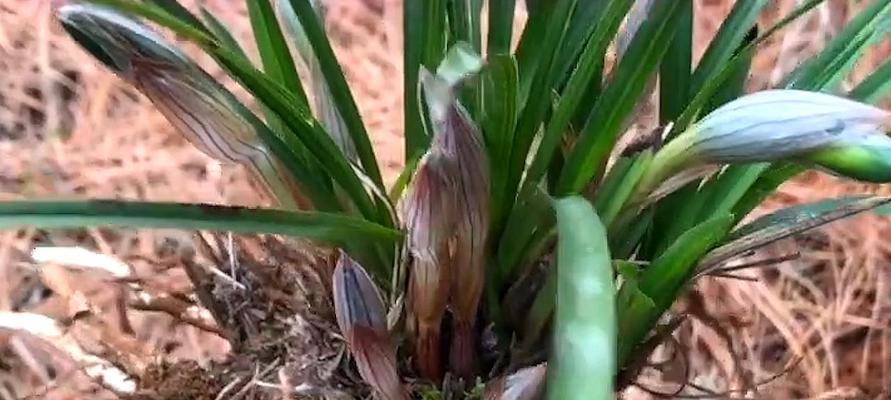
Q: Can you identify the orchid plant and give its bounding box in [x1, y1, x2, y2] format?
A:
[6, 0, 891, 398]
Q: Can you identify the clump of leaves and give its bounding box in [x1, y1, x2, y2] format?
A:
[12, 0, 891, 398]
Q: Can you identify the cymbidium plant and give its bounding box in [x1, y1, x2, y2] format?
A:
[6, 0, 891, 398]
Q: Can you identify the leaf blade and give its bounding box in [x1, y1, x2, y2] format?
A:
[557, 0, 686, 195]
[0, 200, 400, 244]
[284, 0, 383, 188]
[247, 0, 309, 104]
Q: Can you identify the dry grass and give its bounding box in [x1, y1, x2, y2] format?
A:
[0, 0, 889, 399]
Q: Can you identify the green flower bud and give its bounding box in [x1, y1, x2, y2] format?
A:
[685, 89, 891, 182]
[629, 90, 891, 214]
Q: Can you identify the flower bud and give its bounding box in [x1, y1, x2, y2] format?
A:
[398, 151, 455, 381]
[57, 4, 189, 77]
[421, 44, 490, 379]
[57, 4, 307, 208]
[685, 89, 891, 182]
[333, 253, 407, 400]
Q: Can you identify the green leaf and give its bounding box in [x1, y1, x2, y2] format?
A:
[701, 196, 891, 271]
[200, 8, 250, 60]
[670, 0, 826, 135]
[731, 162, 801, 221]
[501, 0, 577, 228]
[423, 0, 448, 68]
[86, 0, 216, 45]
[447, 0, 484, 118]
[247, 0, 308, 105]
[284, 0, 383, 189]
[548, 196, 614, 400]
[520, 262, 557, 350]
[276, 0, 358, 162]
[689, 0, 767, 95]
[650, 163, 763, 257]
[552, 1, 608, 85]
[483, 54, 519, 224]
[557, 0, 686, 195]
[497, 187, 554, 280]
[513, 0, 575, 107]
[615, 262, 655, 360]
[702, 26, 757, 113]
[0, 200, 400, 244]
[618, 214, 733, 366]
[594, 152, 652, 227]
[447, 0, 482, 53]
[659, 0, 693, 124]
[850, 57, 891, 103]
[403, 0, 429, 159]
[143, 0, 208, 32]
[785, 0, 891, 91]
[211, 50, 382, 224]
[517, 0, 633, 201]
[486, 0, 517, 55]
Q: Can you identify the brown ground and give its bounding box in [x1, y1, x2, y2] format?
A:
[0, 0, 889, 399]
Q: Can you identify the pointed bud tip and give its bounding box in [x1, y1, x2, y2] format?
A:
[56, 3, 186, 74]
[333, 252, 388, 337]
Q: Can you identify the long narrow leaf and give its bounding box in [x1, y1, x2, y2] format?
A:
[670, 0, 827, 135]
[552, 1, 608, 85]
[785, 0, 891, 91]
[0, 200, 400, 244]
[86, 0, 216, 45]
[618, 214, 733, 366]
[487, 0, 517, 55]
[200, 8, 250, 60]
[504, 0, 576, 211]
[517, 0, 633, 200]
[513, 0, 575, 107]
[850, 57, 891, 103]
[557, 0, 686, 195]
[247, 0, 308, 105]
[144, 0, 208, 32]
[277, 0, 358, 161]
[404, 0, 429, 159]
[483, 55, 519, 224]
[210, 50, 381, 223]
[285, 0, 383, 188]
[689, 0, 767, 95]
[659, 0, 693, 124]
[700, 196, 891, 272]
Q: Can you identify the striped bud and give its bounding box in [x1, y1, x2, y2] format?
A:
[57, 4, 188, 77]
[421, 44, 490, 379]
[684, 89, 891, 182]
[333, 253, 408, 400]
[57, 4, 306, 208]
[398, 151, 455, 381]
